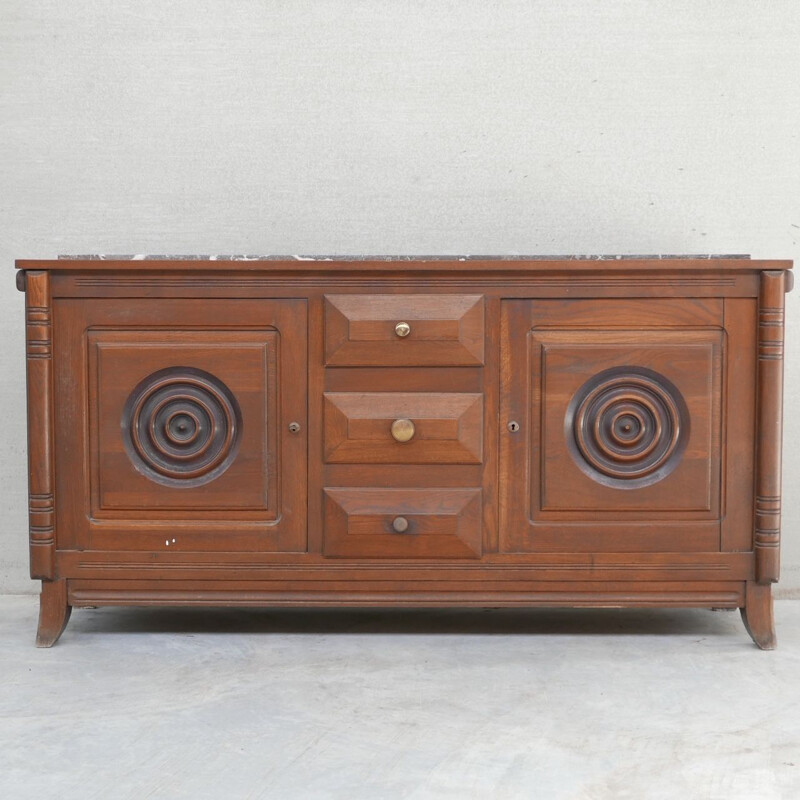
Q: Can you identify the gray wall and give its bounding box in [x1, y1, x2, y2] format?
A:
[2, 1, 799, 594]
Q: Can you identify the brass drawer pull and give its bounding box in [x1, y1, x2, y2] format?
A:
[391, 516, 410, 533]
[390, 418, 415, 442]
[395, 321, 411, 338]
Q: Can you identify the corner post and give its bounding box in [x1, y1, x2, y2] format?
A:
[754, 270, 787, 584]
[23, 270, 56, 580]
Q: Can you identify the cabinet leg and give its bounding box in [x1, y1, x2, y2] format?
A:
[740, 582, 776, 650]
[36, 579, 72, 648]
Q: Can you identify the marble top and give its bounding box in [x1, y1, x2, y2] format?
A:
[58, 254, 750, 261]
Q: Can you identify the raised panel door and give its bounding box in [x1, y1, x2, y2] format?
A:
[498, 298, 754, 553]
[54, 298, 308, 553]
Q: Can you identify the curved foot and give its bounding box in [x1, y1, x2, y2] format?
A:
[36, 579, 72, 647]
[740, 582, 776, 650]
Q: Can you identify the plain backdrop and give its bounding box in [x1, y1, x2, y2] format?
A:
[1, 1, 798, 595]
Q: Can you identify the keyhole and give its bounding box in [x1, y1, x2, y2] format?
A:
[507, 421, 520, 432]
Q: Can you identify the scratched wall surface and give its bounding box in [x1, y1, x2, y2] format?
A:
[1, 1, 798, 594]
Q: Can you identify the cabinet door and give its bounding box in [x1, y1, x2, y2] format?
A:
[499, 298, 754, 553]
[54, 298, 307, 553]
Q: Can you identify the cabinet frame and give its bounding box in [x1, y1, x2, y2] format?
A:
[15, 258, 790, 648]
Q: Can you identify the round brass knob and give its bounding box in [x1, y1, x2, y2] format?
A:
[390, 418, 415, 442]
[392, 516, 409, 533]
[395, 321, 411, 338]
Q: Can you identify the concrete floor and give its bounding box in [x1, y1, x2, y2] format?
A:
[1, 597, 799, 800]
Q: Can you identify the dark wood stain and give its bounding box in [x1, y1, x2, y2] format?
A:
[16, 257, 791, 649]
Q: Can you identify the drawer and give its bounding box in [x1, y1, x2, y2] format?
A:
[323, 487, 482, 558]
[324, 392, 483, 463]
[325, 294, 484, 366]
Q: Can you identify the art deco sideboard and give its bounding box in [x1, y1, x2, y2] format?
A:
[15, 255, 792, 647]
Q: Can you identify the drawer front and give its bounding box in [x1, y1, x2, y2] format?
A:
[324, 392, 483, 464]
[325, 294, 484, 366]
[324, 488, 482, 558]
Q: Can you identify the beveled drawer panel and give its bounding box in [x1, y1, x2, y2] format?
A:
[323, 487, 482, 558]
[324, 294, 484, 366]
[324, 392, 483, 463]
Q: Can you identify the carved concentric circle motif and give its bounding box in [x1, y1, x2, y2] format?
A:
[122, 367, 242, 486]
[565, 367, 688, 488]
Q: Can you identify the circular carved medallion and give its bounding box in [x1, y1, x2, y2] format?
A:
[122, 367, 242, 486]
[565, 367, 688, 488]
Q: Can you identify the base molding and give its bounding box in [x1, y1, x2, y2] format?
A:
[68, 580, 745, 609]
[40, 577, 777, 648]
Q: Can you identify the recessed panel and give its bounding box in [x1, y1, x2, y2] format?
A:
[536, 331, 721, 513]
[90, 330, 277, 513]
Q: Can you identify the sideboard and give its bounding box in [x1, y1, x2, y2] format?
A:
[15, 255, 792, 647]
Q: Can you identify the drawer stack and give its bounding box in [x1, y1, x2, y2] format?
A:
[322, 294, 486, 558]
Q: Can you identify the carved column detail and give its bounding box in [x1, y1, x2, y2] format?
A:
[754, 270, 787, 583]
[24, 271, 56, 579]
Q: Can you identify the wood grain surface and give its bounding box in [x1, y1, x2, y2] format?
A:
[15, 258, 791, 647]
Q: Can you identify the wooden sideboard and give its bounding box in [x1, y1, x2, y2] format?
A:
[16, 256, 792, 648]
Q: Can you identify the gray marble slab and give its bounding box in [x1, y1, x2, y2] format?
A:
[58, 253, 751, 261]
